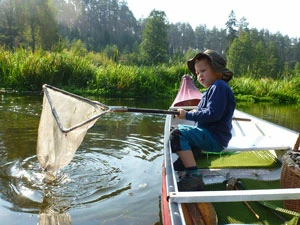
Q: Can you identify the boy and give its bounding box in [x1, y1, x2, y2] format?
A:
[170, 50, 236, 191]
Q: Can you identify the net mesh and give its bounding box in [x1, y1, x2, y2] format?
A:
[37, 85, 108, 174]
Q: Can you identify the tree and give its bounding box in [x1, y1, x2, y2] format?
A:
[168, 22, 194, 56]
[11, 0, 59, 52]
[194, 25, 207, 51]
[227, 32, 253, 76]
[116, 2, 139, 52]
[294, 62, 300, 75]
[139, 10, 169, 65]
[0, 0, 18, 49]
[265, 41, 280, 78]
[205, 27, 227, 53]
[67, 0, 138, 52]
[37, 0, 59, 50]
[238, 16, 249, 37]
[252, 41, 267, 78]
[225, 10, 238, 53]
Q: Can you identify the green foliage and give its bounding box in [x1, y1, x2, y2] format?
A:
[67, 40, 88, 56]
[1, 0, 300, 107]
[1, 47, 300, 104]
[294, 62, 300, 74]
[231, 77, 300, 103]
[225, 10, 238, 49]
[0, 47, 184, 97]
[169, 23, 195, 57]
[139, 10, 169, 65]
[103, 45, 119, 62]
[1, 0, 300, 80]
[0, 47, 96, 90]
[227, 32, 254, 76]
[89, 64, 184, 98]
[10, 0, 59, 52]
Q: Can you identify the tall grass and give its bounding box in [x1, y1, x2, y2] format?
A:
[90, 64, 187, 98]
[1, 48, 299, 103]
[0, 48, 97, 91]
[231, 77, 300, 103]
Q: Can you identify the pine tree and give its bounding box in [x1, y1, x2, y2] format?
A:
[139, 10, 169, 65]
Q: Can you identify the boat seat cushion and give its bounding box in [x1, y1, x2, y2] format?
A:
[196, 150, 281, 169]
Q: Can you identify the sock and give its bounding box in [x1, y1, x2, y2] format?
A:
[185, 166, 200, 177]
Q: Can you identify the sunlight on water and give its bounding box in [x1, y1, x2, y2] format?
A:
[0, 94, 166, 224]
[1, 93, 299, 225]
[0, 133, 163, 224]
[0, 136, 161, 210]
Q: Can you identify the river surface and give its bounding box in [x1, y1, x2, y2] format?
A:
[0, 92, 300, 225]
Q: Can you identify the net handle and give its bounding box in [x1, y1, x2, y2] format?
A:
[109, 106, 179, 115]
[43, 84, 250, 129]
[109, 106, 251, 121]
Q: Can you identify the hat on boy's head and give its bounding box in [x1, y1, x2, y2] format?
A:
[187, 49, 233, 82]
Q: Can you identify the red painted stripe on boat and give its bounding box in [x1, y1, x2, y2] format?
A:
[161, 163, 172, 225]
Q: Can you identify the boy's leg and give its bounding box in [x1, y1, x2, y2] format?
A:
[170, 126, 223, 191]
[177, 150, 197, 168]
[170, 127, 205, 191]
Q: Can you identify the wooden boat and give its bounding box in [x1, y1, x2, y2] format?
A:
[161, 75, 300, 225]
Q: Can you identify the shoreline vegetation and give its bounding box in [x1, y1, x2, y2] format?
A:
[1, 48, 300, 104]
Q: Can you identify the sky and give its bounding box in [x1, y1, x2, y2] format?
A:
[125, 0, 299, 38]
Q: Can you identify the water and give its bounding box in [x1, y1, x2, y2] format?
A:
[0, 93, 170, 225]
[0, 93, 300, 225]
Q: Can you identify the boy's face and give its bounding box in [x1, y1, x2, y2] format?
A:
[194, 58, 222, 88]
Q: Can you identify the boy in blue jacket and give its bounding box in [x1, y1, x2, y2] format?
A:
[170, 50, 236, 191]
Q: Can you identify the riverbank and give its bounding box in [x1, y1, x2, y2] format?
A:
[1, 48, 299, 103]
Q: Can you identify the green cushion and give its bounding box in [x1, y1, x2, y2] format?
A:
[196, 150, 281, 169]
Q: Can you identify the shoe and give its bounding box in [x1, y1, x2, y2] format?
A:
[177, 173, 205, 191]
[173, 158, 185, 171]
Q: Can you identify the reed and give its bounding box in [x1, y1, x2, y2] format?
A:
[90, 64, 185, 98]
[231, 77, 300, 103]
[0, 48, 97, 91]
[0, 48, 299, 103]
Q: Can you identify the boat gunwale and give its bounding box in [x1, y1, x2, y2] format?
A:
[163, 114, 186, 225]
[168, 187, 300, 203]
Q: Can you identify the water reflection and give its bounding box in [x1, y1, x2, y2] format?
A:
[0, 93, 166, 224]
[1, 93, 300, 225]
[38, 180, 71, 225]
[38, 212, 71, 225]
[237, 102, 300, 131]
[0, 134, 160, 224]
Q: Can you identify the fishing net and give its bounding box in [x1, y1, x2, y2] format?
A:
[37, 85, 109, 175]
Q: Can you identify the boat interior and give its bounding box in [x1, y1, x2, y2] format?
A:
[164, 108, 300, 225]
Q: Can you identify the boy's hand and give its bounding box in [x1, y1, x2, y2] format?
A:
[177, 109, 186, 119]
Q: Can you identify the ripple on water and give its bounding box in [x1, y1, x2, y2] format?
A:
[0, 111, 164, 225]
[0, 150, 128, 214]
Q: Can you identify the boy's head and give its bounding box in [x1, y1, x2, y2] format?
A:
[187, 50, 233, 82]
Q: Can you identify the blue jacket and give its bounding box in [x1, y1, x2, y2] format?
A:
[185, 79, 236, 147]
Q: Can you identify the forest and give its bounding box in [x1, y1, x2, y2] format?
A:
[0, 0, 300, 102]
